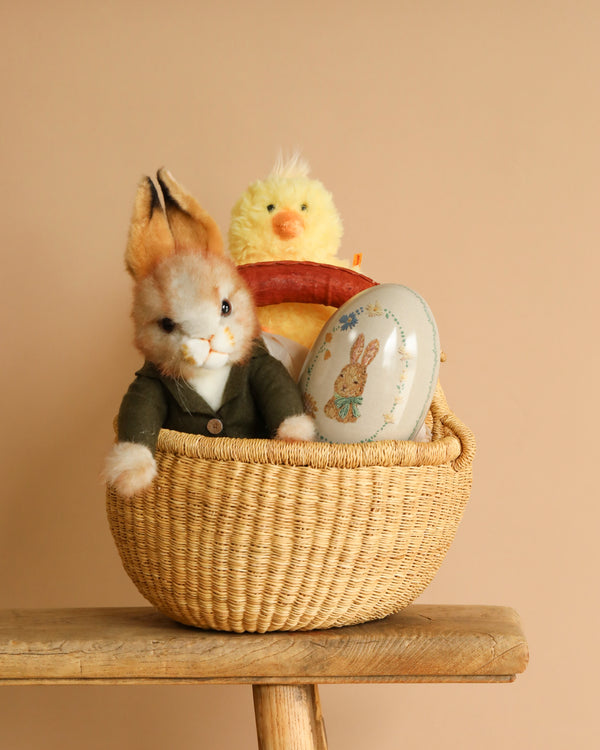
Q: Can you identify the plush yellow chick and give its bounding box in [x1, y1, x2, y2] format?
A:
[228, 154, 351, 350]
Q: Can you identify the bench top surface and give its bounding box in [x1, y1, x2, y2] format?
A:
[0, 604, 528, 685]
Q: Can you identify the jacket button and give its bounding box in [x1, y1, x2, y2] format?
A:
[207, 418, 224, 435]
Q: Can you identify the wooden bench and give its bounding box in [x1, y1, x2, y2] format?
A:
[0, 605, 528, 749]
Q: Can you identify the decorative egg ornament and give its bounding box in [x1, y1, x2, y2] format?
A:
[299, 284, 441, 443]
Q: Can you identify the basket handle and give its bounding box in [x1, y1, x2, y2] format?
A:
[237, 260, 377, 307]
[430, 384, 476, 471]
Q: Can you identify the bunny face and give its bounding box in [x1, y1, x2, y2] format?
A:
[124, 168, 259, 380]
[132, 250, 258, 380]
[332, 363, 366, 398]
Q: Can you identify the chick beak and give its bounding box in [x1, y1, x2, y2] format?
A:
[272, 209, 305, 240]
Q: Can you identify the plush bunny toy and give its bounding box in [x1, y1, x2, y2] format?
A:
[105, 169, 315, 498]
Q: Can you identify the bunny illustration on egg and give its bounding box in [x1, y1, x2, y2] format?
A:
[323, 334, 380, 423]
[299, 284, 441, 443]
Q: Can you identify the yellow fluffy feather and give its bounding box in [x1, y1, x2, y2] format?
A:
[228, 154, 350, 349]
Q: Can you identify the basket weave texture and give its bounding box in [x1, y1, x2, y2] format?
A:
[106, 384, 475, 633]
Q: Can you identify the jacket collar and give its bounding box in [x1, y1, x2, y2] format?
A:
[137, 352, 253, 415]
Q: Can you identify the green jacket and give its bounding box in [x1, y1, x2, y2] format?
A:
[118, 340, 305, 453]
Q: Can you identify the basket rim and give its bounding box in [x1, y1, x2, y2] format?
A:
[154, 384, 475, 470]
[155, 428, 463, 468]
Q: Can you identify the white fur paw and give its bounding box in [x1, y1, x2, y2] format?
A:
[276, 413, 316, 442]
[104, 442, 157, 497]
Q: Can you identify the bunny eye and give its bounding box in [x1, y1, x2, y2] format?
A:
[158, 317, 176, 334]
[266, 204, 276, 212]
[220, 299, 232, 317]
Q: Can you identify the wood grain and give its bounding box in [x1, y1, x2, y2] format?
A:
[253, 685, 328, 750]
[0, 605, 528, 685]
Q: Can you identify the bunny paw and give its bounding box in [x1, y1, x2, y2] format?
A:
[276, 414, 316, 442]
[104, 442, 157, 497]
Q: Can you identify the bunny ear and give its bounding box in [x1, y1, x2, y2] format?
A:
[125, 177, 175, 280]
[156, 168, 224, 255]
[349, 333, 365, 363]
[361, 339, 380, 367]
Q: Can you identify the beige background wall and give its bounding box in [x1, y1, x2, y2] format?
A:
[1, 0, 598, 747]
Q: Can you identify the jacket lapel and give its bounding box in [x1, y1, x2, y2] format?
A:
[220, 363, 246, 407]
[161, 375, 215, 414]
[137, 361, 215, 414]
[138, 360, 246, 415]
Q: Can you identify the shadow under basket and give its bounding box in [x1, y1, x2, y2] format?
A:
[106, 383, 475, 633]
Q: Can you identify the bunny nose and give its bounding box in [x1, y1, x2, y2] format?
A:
[272, 210, 305, 240]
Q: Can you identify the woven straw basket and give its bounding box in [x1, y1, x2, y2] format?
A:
[106, 262, 475, 632]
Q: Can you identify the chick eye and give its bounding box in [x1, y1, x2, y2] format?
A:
[300, 203, 308, 211]
[158, 317, 176, 334]
[221, 299, 232, 316]
[266, 204, 276, 212]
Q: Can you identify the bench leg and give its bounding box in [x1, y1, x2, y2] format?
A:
[253, 684, 328, 750]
